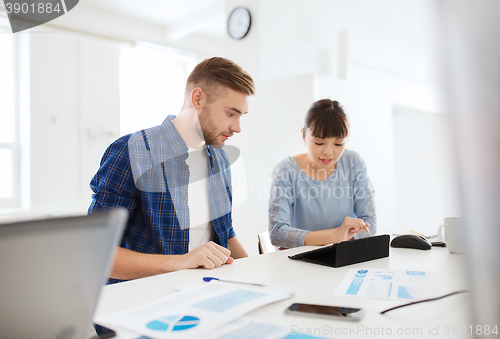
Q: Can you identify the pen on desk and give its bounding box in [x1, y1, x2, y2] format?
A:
[410, 230, 439, 239]
[203, 277, 265, 287]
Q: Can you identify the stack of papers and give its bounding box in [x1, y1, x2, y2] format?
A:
[95, 280, 294, 338]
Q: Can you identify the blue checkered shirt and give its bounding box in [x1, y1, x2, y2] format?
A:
[89, 115, 235, 284]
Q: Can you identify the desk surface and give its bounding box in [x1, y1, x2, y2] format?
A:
[95, 246, 472, 338]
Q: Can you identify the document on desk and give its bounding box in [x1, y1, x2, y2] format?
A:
[94, 280, 293, 339]
[334, 268, 439, 300]
[113, 317, 329, 339]
[206, 317, 329, 339]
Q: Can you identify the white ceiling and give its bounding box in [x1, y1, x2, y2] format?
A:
[66, 0, 435, 84]
[81, 0, 227, 39]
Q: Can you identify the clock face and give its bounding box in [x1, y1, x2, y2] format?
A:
[227, 7, 251, 40]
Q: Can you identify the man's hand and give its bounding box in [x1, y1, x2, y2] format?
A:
[176, 241, 234, 270]
[110, 243, 234, 280]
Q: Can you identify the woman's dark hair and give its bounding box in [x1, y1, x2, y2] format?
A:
[303, 99, 349, 139]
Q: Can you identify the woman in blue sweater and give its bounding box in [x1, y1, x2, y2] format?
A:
[269, 99, 376, 248]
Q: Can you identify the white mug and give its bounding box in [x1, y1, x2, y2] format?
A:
[438, 217, 465, 254]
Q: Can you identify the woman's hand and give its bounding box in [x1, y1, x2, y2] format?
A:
[304, 217, 369, 246]
[336, 217, 370, 242]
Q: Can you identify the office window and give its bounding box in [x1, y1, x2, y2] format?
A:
[0, 32, 20, 208]
[119, 46, 197, 135]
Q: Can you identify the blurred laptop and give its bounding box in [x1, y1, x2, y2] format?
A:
[0, 209, 127, 339]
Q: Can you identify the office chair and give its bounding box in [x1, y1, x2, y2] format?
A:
[258, 231, 279, 254]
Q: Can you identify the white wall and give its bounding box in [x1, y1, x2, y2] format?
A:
[228, 74, 317, 253]
[393, 107, 459, 236]
[28, 31, 120, 214]
[16, 0, 459, 256]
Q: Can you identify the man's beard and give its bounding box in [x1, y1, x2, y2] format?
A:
[197, 105, 222, 146]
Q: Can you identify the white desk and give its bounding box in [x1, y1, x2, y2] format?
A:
[95, 246, 472, 338]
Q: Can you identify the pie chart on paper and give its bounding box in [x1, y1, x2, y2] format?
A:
[146, 315, 200, 332]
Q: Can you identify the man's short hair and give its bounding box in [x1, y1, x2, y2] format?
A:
[186, 57, 255, 103]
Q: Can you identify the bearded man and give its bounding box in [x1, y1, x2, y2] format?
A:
[88, 57, 254, 284]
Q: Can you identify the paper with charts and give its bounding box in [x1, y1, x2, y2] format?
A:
[110, 317, 329, 339]
[334, 268, 439, 300]
[94, 280, 293, 338]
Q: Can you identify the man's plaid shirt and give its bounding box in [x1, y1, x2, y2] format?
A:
[89, 115, 235, 284]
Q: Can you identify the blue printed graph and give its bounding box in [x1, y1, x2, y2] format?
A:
[373, 271, 394, 281]
[356, 269, 368, 277]
[146, 315, 200, 332]
[406, 271, 425, 276]
[193, 289, 266, 313]
[346, 277, 364, 295]
[397, 286, 416, 299]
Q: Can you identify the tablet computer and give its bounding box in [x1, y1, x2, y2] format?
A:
[288, 234, 390, 268]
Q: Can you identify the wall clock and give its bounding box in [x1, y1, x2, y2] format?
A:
[227, 7, 251, 40]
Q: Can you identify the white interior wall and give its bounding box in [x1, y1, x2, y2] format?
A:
[29, 32, 80, 213]
[28, 31, 120, 214]
[228, 74, 317, 254]
[393, 107, 459, 236]
[18, 0, 458, 255]
[78, 40, 121, 208]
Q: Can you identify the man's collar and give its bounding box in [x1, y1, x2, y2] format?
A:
[163, 115, 216, 162]
[161, 115, 189, 160]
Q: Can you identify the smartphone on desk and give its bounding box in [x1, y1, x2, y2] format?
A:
[92, 325, 116, 339]
[285, 303, 365, 322]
